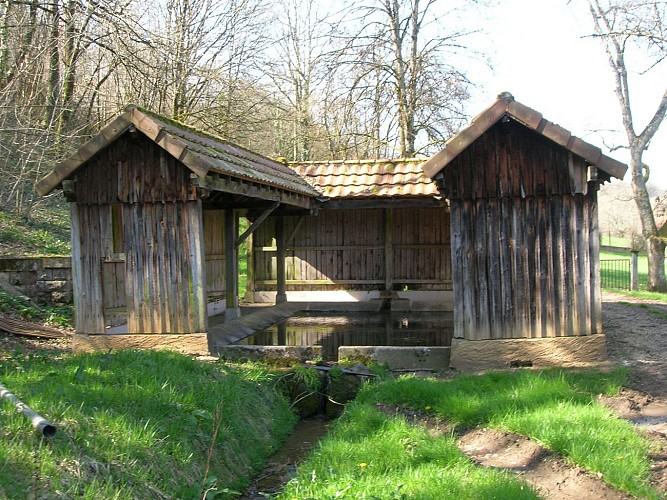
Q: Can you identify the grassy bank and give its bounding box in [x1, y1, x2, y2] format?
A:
[0, 290, 74, 329]
[281, 369, 659, 499]
[0, 350, 297, 498]
[0, 207, 71, 257]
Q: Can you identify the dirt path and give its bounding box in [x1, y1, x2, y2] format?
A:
[602, 291, 667, 397]
[599, 292, 667, 497]
[458, 428, 632, 499]
[457, 293, 667, 498]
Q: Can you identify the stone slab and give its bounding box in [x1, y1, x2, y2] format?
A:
[213, 345, 322, 365]
[338, 346, 451, 371]
[450, 334, 609, 372]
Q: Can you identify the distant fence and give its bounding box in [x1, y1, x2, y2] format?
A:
[600, 259, 631, 290]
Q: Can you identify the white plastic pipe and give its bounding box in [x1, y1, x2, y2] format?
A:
[0, 383, 56, 438]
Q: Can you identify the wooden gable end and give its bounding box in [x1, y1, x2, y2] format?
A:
[71, 132, 198, 205]
[441, 120, 590, 201]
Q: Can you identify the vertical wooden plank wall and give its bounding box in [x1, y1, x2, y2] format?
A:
[444, 120, 603, 340]
[71, 134, 208, 334]
[392, 208, 451, 288]
[203, 210, 225, 298]
[450, 194, 600, 340]
[123, 200, 207, 333]
[70, 203, 106, 334]
[251, 207, 452, 292]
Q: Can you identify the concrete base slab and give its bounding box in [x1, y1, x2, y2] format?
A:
[251, 291, 454, 311]
[296, 301, 383, 312]
[338, 346, 451, 371]
[73, 333, 209, 356]
[396, 290, 454, 307]
[409, 301, 452, 312]
[253, 291, 382, 303]
[450, 334, 609, 372]
[214, 345, 322, 365]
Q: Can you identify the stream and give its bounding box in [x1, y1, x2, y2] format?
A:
[240, 417, 330, 499]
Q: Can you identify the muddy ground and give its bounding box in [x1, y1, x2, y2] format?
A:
[1, 292, 666, 498]
[449, 291, 667, 499]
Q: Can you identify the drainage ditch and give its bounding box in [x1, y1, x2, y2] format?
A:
[240, 364, 375, 498]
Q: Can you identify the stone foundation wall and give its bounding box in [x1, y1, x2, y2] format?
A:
[0, 257, 72, 304]
[449, 334, 610, 372]
[73, 333, 209, 356]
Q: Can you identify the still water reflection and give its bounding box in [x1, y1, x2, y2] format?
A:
[236, 311, 454, 361]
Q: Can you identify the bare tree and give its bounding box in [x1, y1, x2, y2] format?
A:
[0, 0, 147, 214]
[586, 0, 667, 291]
[262, 0, 336, 161]
[341, 0, 474, 157]
[142, 0, 269, 122]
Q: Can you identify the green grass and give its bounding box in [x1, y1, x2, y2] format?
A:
[0, 289, 74, 328]
[0, 206, 71, 256]
[282, 369, 659, 500]
[280, 403, 538, 499]
[600, 235, 631, 248]
[0, 350, 297, 498]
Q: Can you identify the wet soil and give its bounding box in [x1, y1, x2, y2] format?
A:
[448, 292, 667, 498]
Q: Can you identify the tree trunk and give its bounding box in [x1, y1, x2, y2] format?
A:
[45, 1, 60, 126]
[646, 237, 667, 292]
[630, 150, 667, 292]
[57, 0, 78, 135]
[587, 0, 667, 292]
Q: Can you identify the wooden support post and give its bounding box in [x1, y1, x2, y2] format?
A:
[245, 231, 255, 303]
[631, 250, 639, 291]
[277, 321, 287, 345]
[385, 208, 394, 292]
[224, 209, 241, 321]
[276, 215, 287, 304]
[236, 202, 280, 249]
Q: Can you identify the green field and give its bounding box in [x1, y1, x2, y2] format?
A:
[600, 249, 657, 290]
[600, 249, 667, 302]
[599, 235, 632, 248]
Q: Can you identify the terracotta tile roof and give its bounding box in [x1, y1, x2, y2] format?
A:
[290, 159, 439, 199]
[36, 106, 321, 202]
[422, 92, 628, 181]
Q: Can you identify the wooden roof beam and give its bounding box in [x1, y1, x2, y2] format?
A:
[193, 175, 313, 210]
[236, 201, 280, 249]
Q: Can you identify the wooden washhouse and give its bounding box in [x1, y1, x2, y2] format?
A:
[35, 106, 320, 345]
[35, 93, 627, 369]
[423, 92, 627, 369]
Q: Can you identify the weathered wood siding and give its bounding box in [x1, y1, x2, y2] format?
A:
[70, 134, 207, 333]
[73, 134, 198, 204]
[443, 121, 601, 340]
[122, 201, 206, 333]
[203, 210, 226, 297]
[392, 208, 451, 287]
[70, 202, 106, 333]
[252, 207, 451, 291]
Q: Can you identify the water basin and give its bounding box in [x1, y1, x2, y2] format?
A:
[236, 311, 454, 361]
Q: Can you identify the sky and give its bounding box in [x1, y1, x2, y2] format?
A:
[454, 0, 667, 189]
